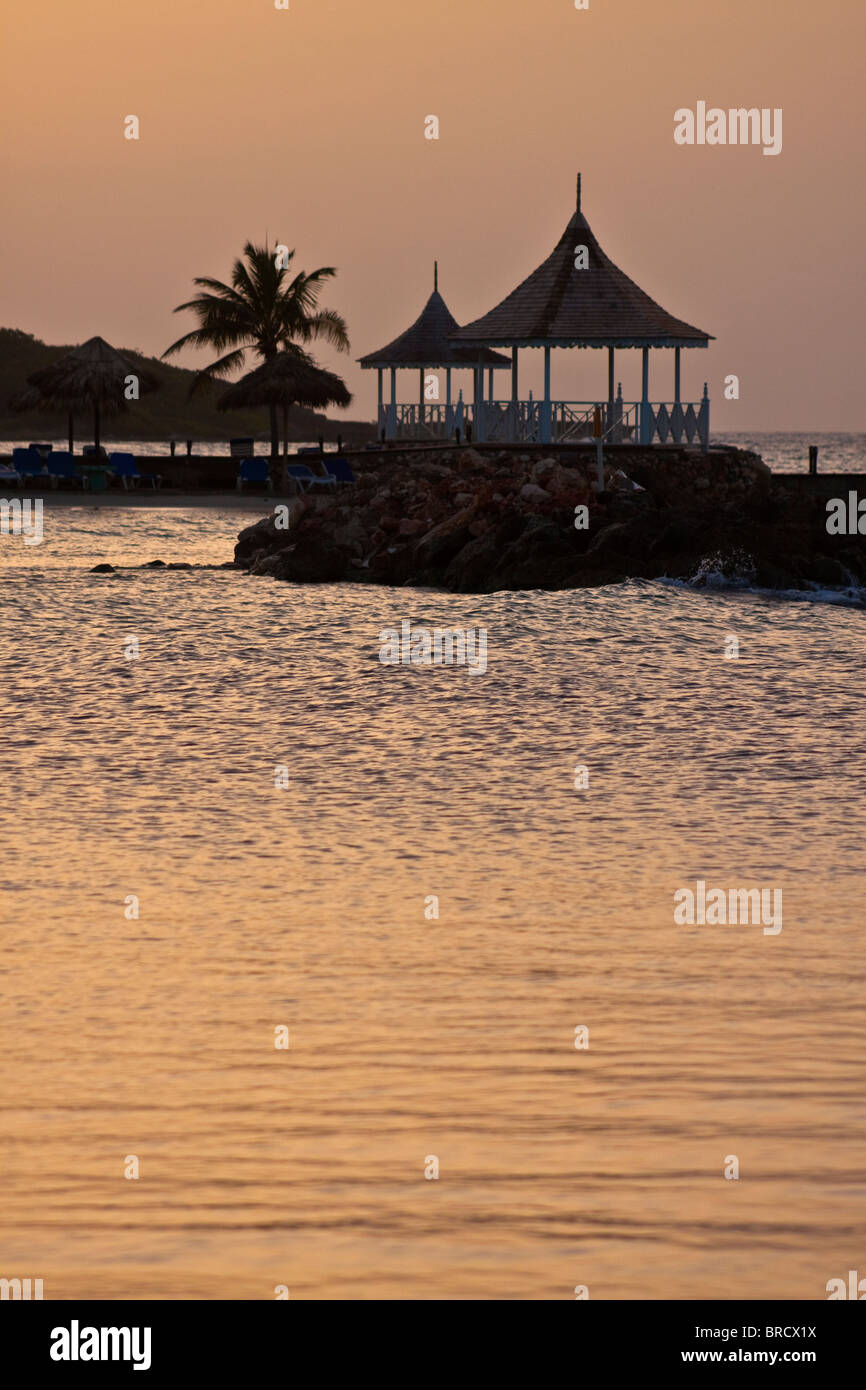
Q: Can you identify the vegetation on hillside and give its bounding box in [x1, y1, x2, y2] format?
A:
[0, 328, 373, 443]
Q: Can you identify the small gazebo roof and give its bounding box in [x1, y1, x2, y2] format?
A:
[358, 265, 511, 369]
[451, 179, 713, 350]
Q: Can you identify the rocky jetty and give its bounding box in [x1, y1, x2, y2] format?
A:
[233, 446, 866, 594]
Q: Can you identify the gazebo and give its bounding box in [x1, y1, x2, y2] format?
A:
[358, 265, 510, 440]
[448, 175, 714, 450]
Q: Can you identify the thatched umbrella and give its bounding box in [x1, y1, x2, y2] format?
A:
[217, 351, 352, 468]
[8, 384, 78, 454]
[13, 336, 159, 453]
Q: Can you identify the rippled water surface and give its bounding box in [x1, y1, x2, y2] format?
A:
[1, 507, 865, 1299]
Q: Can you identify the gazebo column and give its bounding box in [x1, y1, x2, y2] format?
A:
[389, 366, 397, 440]
[474, 353, 485, 442]
[674, 348, 681, 403]
[446, 367, 452, 432]
[640, 347, 651, 445]
[377, 368, 383, 435]
[607, 347, 615, 432]
[419, 367, 425, 433]
[488, 368, 494, 403]
[541, 345, 552, 444]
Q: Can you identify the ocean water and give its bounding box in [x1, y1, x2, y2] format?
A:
[3, 432, 865, 472]
[719, 432, 866, 474]
[1, 506, 865, 1300]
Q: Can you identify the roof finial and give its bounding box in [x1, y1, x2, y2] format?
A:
[434, 259, 438, 291]
[576, 172, 581, 213]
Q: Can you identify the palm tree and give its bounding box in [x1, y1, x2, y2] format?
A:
[163, 242, 350, 459]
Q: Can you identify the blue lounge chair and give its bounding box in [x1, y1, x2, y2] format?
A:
[46, 451, 77, 487]
[237, 457, 273, 492]
[0, 460, 23, 487]
[12, 447, 45, 479]
[286, 463, 335, 492]
[325, 458, 356, 485]
[109, 452, 161, 490]
[109, 452, 139, 488]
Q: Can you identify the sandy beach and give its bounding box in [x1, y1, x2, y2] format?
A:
[7, 490, 287, 509]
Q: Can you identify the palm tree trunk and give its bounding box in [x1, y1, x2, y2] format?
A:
[68, 412, 74, 455]
[269, 403, 279, 464]
[281, 403, 289, 492]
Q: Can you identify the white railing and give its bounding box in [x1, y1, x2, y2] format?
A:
[380, 402, 465, 441]
[378, 393, 709, 450]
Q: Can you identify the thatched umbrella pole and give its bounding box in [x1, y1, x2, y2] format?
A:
[68, 411, 74, 455]
[217, 351, 352, 489]
[93, 400, 100, 453]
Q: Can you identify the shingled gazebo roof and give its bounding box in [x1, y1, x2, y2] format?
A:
[450, 183, 713, 350]
[358, 266, 510, 370]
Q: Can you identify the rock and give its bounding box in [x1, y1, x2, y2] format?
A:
[444, 535, 500, 592]
[587, 521, 633, 555]
[650, 520, 691, 556]
[530, 457, 560, 484]
[455, 448, 487, 473]
[232, 444, 859, 597]
[412, 507, 477, 572]
[90, 562, 114, 572]
[494, 510, 528, 546]
[607, 468, 645, 492]
[144, 559, 166, 568]
[252, 534, 352, 583]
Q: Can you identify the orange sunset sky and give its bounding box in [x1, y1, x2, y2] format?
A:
[2, 0, 864, 431]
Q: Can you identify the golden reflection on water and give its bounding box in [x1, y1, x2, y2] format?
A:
[1, 510, 865, 1298]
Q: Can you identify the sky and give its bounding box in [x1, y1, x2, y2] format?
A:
[2, 0, 864, 431]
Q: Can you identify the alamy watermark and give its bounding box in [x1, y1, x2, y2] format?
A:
[1, 1276, 43, 1299]
[379, 621, 487, 674]
[826, 492, 866, 535]
[1, 498, 43, 545]
[674, 103, 782, 156]
[674, 879, 782, 935]
[50, 1321, 152, 1371]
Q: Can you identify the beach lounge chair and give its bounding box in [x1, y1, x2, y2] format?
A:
[237, 457, 273, 492]
[286, 463, 335, 492]
[45, 451, 78, 487]
[0, 460, 23, 487]
[324, 458, 356, 485]
[12, 447, 45, 479]
[109, 452, 161, 490]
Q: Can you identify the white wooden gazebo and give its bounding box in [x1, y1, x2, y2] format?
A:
[441, 178, 714, 449]
[357, 265, 510, 441]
